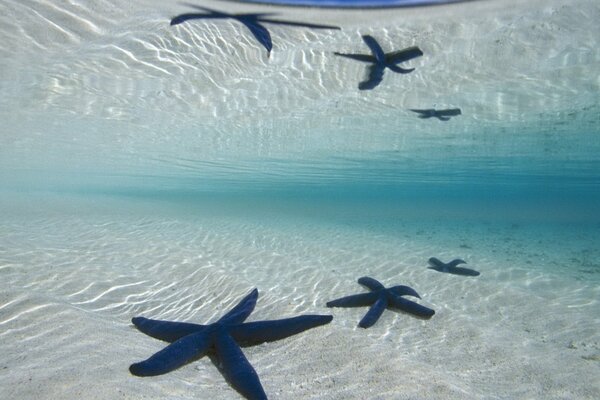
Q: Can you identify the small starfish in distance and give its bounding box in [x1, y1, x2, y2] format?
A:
[428, 257, 480, 276]
[335, 35, 423, 90]
[410, 108, 462, 121]
[130, 289, 332, 400]
[170, 4, 341, 56]
[326, 277, 434, 328]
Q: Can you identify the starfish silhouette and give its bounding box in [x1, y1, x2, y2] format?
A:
[170, 4, 341, 55]
[326, 277, 434, 328]
[130, 289, 333, 399]
[334, 35, 423, 90]
[428, 257, 480, 276]
[410, 108, 462, 121]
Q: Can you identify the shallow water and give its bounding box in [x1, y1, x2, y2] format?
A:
[1, 192, 599, 399]
[1, 0, 600, 399]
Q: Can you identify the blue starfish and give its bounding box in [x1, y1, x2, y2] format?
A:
[428, 257, 480, 276]
[130, 289, 332, 400]
[410, 108, 462, 121]
[170, 4, 340, 56]
[334, 35, 423, 90]
[326, 277, 434, 328]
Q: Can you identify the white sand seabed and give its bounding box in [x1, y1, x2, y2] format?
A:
[0, 193, 599, 399]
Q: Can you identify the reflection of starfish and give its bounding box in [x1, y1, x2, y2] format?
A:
[335, 35, 423, 90]
[326, 277, 434, 328]
[170, 4, 341, 55]
[428, 257, 480, 276]
[130, 289, 332, 399]
[410, 108, 462, 121]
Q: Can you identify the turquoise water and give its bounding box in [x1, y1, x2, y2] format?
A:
[1, 0, 600, 399]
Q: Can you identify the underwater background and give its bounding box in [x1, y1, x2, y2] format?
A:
[1, 0, 599, 399]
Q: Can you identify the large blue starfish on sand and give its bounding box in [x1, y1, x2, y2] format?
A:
[326, 277, 434, 328]
[130, 289, 332, 400]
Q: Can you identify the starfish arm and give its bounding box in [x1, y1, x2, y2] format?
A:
[214, 329, 267, 400]
[359, 294, 388, 328]
[357, 277, 385, 291]
[239, 13, 277, 18]
[385, 46, 423, 65]
[362, 35, 385, 63]
[259, 19, 341, 30]
[388, 296, 435, 318]
[428, 257, 445, 269]
[132, 316, 206, 342]
[185, 3, 275, 19]
[447, 258, 467, 268]
[437, 109, 462, 117]
[359, 64, 384, 90]
[218, 289, 258, 325]
[388, 285, 421, 299]
[410, 109, 434, 118]
[449, 267, 481, 276]
[388, 65, 415, 74]
[130, 330, 212, 376]
[326, 292, 380, 307]
[334, 53, 375, 63]
[231, 315, 333, 345]
[170, 13, 222, 26]
[241, 20, 272, 54]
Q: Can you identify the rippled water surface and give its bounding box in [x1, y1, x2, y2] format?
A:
[1, 0, 599, 399]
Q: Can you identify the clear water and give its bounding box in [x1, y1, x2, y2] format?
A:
[1, 0, 599, 399]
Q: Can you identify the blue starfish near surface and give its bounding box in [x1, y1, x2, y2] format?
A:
[428, 257, 480, 276]
[326, 277, 434, 328]
[335, 35, 423, 90]
[130, 289, 332, 400]
[170, 4, 341, 56]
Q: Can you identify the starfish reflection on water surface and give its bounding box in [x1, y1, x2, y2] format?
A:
[326, 277, 434, 328]
[335, 35, 423, 90]
[170, 4, 341, 55]
[410, 108, 462, 121]
[130, 289, 332, 400]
